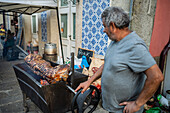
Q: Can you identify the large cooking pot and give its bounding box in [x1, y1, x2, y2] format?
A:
[44, 43, 57, 55]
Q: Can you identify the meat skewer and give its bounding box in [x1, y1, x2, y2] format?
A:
[25, 54, 70, 84]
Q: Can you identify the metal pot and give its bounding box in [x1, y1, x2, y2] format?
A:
[44, 43, 57, 55]
[43, 54, 57, 62]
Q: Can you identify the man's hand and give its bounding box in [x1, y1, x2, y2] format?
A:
[119, 101, 141, 113]
[75, 64, 104, 94]
[75, 80, 91, 94]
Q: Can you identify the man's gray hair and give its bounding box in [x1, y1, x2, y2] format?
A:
[101, 7, 130, 29]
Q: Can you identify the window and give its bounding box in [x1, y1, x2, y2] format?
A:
[73, 13, 76, 39]
[32, 15, 36, 33]
[73, 0, 76, 5]
[61, 0, 67, 6]
[61, 14, 67, 38]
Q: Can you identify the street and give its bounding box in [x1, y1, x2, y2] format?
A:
[0, 59, 107, 113]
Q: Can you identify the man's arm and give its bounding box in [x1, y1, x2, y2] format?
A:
[75, 64, 104, 93]
[119, 64, 164, 113]
[135, 64, 164, 106]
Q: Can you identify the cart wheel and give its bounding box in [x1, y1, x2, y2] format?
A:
[71, 85, 100, 113]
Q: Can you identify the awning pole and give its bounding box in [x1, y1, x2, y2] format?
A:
[56, 7, 65, 64]
[3, 11, 6, 29]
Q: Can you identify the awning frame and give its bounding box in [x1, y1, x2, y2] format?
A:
[0, 2, 56, 16]
[0, 1, 65, 63]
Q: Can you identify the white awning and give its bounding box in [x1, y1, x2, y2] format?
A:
[0, 0, 58, 15]
[0, 0, 65, 62]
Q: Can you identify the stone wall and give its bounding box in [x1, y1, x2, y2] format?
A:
[49, 10, 60, 55]
[0, 0, 157, 57]
[20, 10, 59, 56]
[75, 1, 83, 56]
[130, 0, 157, 47]
[111, 0, 130, 12]
[23, 15, 32, 50]
[38, 10, 59, 56]
[111, 0, 157, 47]
[75, 0, 157, 56]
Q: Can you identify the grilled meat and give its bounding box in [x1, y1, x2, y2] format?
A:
[25, 54, 70, 83]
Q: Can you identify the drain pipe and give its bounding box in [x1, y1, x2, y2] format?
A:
[3, 11, 6, 29]
[56, 7, 65, 64]
[129, 0, 134, 29]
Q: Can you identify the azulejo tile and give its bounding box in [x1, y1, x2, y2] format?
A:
[82, 21, 85, 28]
[99, 40, 105, 47]
[92, 27, 97, 34]
[92, 15, 97, 22]
[19, 15, 23, 28]
[82, 0, 110, 55]
[92, 3, 98, 10]
[92, 38, 96, 45]
[95, 45, 100, 52]
[96, 21, 101, 28]
[41, 11, 47, 42]
[101, 2, 107, 9]
[88, 44, 92, 50]
[85, 15, 89, 22]
[89, 9, 93, 16]
[89, 0, 93, 4]
[88, 32, 93, 39]
[97, 9, 102, 16]
[85, 27, 89, 33]
[88, 21, 93, 28]
[84, 38, 89, 44]
[85, 3, 90, 11]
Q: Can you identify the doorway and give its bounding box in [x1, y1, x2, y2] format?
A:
[59, 0, 76, 60]
[31, 14, 38, 46]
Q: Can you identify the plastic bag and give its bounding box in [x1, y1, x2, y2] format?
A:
[145, 107, 161, 113]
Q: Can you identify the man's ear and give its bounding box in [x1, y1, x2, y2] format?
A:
[109, 22, 116, 33]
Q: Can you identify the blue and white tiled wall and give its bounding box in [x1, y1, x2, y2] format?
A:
[19, 15, 23, 28]
[41, 11, 47, 42]
[82, 0, 110, 56]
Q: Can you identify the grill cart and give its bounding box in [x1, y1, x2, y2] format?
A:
[13, 53, 100, 113]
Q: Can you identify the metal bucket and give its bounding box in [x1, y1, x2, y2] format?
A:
[44, 43, 57, 55]
[43, 54, 58, 62]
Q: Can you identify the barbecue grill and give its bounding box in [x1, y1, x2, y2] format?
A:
[13, 53, 100, 113]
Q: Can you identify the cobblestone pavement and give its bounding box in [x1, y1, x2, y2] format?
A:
[0, 59, 108, 113]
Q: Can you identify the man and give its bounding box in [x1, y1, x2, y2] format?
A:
[14, 20, 18, 36]
[0, 24, 6, 46]
[75, 7, 164, 113]
[0, 24, 6, 39]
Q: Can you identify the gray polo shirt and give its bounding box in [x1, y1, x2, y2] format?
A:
[101, 31, 156, 113]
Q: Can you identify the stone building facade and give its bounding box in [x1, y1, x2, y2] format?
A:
[0, 0, 157, 58]
[75, 0, 157, 54]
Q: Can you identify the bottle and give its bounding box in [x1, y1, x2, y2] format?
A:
[56, 56, 60, 64]
[157, 94, 169, 108]
[60, 57, 63, 64]
[80, 56, 89, 68]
